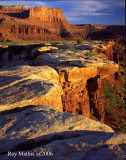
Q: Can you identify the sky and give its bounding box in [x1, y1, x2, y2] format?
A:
[0, 0, 125, 25]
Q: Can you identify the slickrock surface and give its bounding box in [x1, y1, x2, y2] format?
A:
[0, 65, 63, 112]
[0, 105, 126, 160]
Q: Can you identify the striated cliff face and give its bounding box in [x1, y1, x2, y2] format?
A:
[29, 6, 67, 23]
[0, 24, 55, 41]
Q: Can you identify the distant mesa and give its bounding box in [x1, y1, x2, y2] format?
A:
[0, 5, 28, 11]
[0, 5, 66, 22]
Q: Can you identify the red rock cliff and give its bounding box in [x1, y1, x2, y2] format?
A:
[29, 6, 67, 23]
[0, 5, 28, 13]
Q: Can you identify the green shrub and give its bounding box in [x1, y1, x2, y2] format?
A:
[116, 84, 125, 93]
[121, 119, 125, 123]
[73, 51, 76, 55]
[77, 39, 83, 44]
[116, 84, 121, 89]
[90, 108, 94, 116]
[105, 87, 116, 105]
[120, 123, 126, 132]
[66, 45, 75, 52]
[59, 55, 65, 58]
[106, 107, 115, 116]
[120, 87, 125, 93]
[116, 100, 126, 110]
[9, 84, 14, 87]
[122, 75, 126, 83]
[102, 99, 104, 103]
[70, 47, 75, 51]
[87, 51, 93, 57]
[115, 118, 120, 122]
[111, 83, 114, 87]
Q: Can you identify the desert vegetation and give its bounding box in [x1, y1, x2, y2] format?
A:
[77, 39, 83, 44]
[100, 79, 126, 132]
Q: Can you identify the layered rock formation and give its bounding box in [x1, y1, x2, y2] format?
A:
[0, 5, 125, 41]
[29, 6, 67, 23]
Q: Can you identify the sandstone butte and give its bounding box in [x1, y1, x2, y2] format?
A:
[0, 5, 125, 41]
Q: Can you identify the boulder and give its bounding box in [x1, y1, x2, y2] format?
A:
[37, 46, 58, 52]
[0, 65, 63, 112]
[31, 46, 58, 57]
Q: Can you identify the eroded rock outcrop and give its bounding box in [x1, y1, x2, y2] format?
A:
[0, 41, 120, 122]
[35, 44, 119, 121]
[0, 65, 63, 112]
[0, 40, 119, 121]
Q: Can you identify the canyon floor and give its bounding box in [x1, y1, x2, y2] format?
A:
[0, 40, 126, 160]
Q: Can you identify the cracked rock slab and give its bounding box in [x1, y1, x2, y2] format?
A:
[35, 50, 119, 78]
[0, 105, 126, 160]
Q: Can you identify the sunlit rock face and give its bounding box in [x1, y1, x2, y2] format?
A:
[0, 65, 63, 112]
[29, 6, 67, 22]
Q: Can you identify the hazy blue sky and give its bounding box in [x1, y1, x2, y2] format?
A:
[0, 0, 125, 25]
